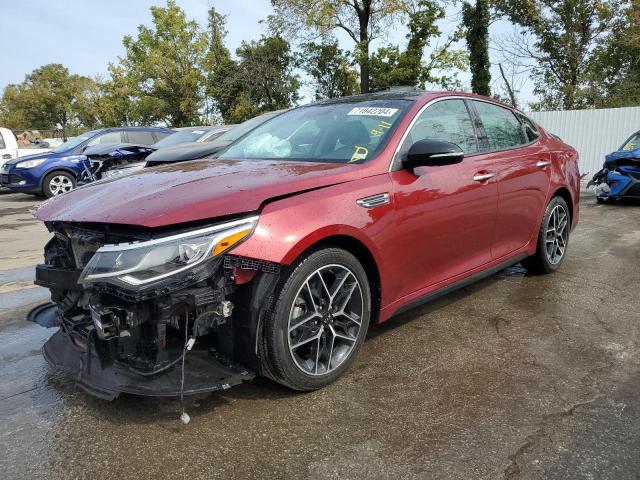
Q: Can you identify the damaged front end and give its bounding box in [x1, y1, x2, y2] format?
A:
[587, 156, 640, 201]
[31, 216, 279, 400]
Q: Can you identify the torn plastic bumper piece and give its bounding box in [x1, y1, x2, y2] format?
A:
[588, 158, 640, 200]
[42, 329, 255, 401]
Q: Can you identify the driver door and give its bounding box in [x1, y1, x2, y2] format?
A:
[388, 98, 498, 300]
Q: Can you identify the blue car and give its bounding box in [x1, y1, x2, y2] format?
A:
[0, 127, 174, 197]
[588, 130, 640, 203]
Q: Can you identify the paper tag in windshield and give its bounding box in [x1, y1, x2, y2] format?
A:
[348, 107, 399, 117]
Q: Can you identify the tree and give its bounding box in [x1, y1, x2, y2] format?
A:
[270, 0, 415, 93]
[368, 2, 467, 90]
[462, 0, 491, 96]
[118, 0, 207, 126]
[233, 36, 300, 120]
[203, 6, 238, 122]
[298, 41, 359, 99]
[585, 0, 640, 107]
[0, 64, 96, 135]
[495, 0, 622, 110]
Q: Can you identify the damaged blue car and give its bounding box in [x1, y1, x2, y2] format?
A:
[588, 130, 640, 203]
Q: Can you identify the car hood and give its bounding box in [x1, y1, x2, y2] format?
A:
[145, 141, 231, 164]
[605, 149, 640, 163]
[7, 151, 55, 165]
[84, 143, 154, 157]
[34, 158, 360, 228]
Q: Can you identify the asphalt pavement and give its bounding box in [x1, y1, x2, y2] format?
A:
[0, 189, 639, 479]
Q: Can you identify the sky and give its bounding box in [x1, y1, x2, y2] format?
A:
[0, 0, 534, 105]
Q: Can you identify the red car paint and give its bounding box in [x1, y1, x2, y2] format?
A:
[35, 92, 580, 324]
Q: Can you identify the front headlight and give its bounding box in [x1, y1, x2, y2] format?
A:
[79, 216, 258, 288]
[16, 158, 46, 169]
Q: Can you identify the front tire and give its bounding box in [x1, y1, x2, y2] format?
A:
[522, 196, 570, 274]
[43, 171, 76, 198]
[260, 248, 371, 391]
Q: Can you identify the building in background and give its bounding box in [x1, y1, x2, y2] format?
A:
[529, 106, 640, 176]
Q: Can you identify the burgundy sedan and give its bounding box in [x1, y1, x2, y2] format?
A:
[32, 91, 580, 399]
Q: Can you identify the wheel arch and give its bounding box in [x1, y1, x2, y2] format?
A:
[552, 186, 574, 225]
[39, 167, 78, 189]
[292, 234, 382, 326]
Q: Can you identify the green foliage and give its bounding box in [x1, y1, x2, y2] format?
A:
[270, 0, 416, 92]
[0, 64, 96, 134]
[234, 36, 300, 117]
[369, 2, 467, 90]
[462, 0, 491, 96]
[585, 0, 640, 107]
[298, 42, 359, 99]
[495, 0, 623, 110]
[118, 0, 208, 126]
[203, 7, 299, 123]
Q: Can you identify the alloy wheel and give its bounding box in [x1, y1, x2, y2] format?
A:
[545, 204, 569, 264]
[287, 264, 363, 376]
[49, 175, 74, 196]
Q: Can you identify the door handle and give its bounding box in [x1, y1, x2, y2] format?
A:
[473, 172, 495, 182]
[2, 154, 12, 160]
[536, 160, 551, 168]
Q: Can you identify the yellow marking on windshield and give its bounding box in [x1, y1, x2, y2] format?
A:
[349, 146, 369, 163]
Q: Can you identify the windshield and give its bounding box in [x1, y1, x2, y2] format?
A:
[218, 100, 411, 163]
[51, 131, 100, 153]
[153, 128, 214, 149]
[620, 133, 640, 151]
[212, 112, 282, 143]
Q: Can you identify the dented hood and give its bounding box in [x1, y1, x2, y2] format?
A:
[34, 158, 359, 228]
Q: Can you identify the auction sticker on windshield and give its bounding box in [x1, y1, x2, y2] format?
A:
[348, 107, 399, 117]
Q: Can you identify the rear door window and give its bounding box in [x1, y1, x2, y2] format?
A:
[86, 131, 123, 146]
[126, 131, 156, 145]
[473, 101, 527, 150]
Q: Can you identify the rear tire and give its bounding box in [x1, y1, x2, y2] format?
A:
[260, 248, 371, 391]
[43, 171, 76, 198]
[522, 196, 570, 274]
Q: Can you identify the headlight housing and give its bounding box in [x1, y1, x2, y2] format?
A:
[79, 216, 259, 288]
[16, 158, 46, 169]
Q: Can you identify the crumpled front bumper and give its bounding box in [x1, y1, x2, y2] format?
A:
[42, 328, 254, 400]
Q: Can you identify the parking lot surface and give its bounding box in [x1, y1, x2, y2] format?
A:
[0, 189, 639, 479]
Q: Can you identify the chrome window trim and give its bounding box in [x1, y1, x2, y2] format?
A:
[388, 95, 542, 172]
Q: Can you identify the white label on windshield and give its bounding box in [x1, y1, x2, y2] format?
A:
[192, 130, 206, 134]
[348, 107, 399, 117]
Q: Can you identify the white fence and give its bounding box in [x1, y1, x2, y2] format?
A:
[528, 106, 640, 176]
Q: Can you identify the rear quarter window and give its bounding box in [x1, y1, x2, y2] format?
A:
[0, 131, 5, 149]
[473, 101, 527, 150]
[127, 131, 156, 145]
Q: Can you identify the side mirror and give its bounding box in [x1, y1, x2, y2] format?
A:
[404, 139, 464, 168]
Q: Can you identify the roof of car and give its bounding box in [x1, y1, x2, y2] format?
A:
[173, 125, 230, 132]
[312, 88, 426, 105]
[101, 126, 175, 132]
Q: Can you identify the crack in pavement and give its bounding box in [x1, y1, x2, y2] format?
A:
[503, 396, 605, 479]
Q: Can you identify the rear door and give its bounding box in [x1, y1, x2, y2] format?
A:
[470, 100, 551, 259]
[389, 98, 498, 300]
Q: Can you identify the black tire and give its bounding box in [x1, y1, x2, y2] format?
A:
[42, 171, 76, 198]
[522, 196, 570, 275]
[260, 248, 371, 391]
